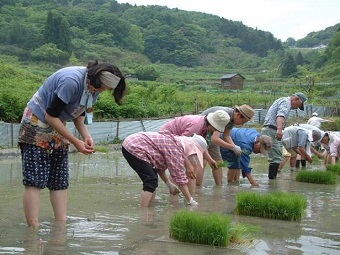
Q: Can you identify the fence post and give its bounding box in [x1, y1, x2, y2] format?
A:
[10, 123, 14, 147]
[116, 119, 120, 140]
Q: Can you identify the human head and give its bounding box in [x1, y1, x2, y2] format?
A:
[312, 112, 318, 117]
[206, 110, 230, 132]
[87, 60, 127, 105]
[254, 135, 272, 155]
[233, 105, 255, 125]
[291, 93, 307, 110]
[320, 132, 330, 145]
[311, 130, 322, 142]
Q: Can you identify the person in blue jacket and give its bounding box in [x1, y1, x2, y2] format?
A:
[220, 128, 272, 186]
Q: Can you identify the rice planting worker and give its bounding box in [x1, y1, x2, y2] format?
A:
[220, 128, 272, 187]
[122, 133, 208, 207]
[278, 146, 291, 173]
[262, 93, 307, 179]
[307, 112, 334, 129]
[315, 132, 340, 166]
[159, 110, 231, 187]
[282, 125, 322, 171]
[18, 60, 127, 227]
[199, 105, 255, 185]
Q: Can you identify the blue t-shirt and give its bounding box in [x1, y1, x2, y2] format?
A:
[28, 66, 99, 123]
[220, 128, 259, 173]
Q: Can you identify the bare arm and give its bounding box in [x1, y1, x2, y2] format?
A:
[295, 147, 313, 163]
[276, 116, 285, 140]
[203, 150, 217, 169]
[184, 156, 197, 180]
[45, 113, 94, 154]
[244, 173, 259, 187]
[211, 129, 235, 150]
[73, 115, 94, 149]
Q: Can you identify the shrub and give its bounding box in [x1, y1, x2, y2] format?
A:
[235, 191, 307, 221]
[296, 170, 337, 184]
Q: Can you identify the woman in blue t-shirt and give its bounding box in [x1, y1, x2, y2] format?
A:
[18, 60, 126, 227]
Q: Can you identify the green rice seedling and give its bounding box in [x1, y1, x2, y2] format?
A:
[95, 146, 109, 153]
[169, 210, 233, 246]
[235, 191, 307, 221]
[326, 164, 340, 175]
[217, 160, 227, 168]
[296, 170, 337, 184]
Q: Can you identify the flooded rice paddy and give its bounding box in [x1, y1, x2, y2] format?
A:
[0, 149, 339, 255]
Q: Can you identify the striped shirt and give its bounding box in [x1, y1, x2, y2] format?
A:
[159, 115, 207, 137]
[263, 97, 291, 128]
[122, 132, 188, 185]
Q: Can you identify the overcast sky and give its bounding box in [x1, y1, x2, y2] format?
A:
[116, 0, 340, 41]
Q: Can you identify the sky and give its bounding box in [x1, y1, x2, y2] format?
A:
[116, 0, 340, 41]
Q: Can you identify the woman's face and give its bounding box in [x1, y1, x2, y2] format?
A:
[88, 83, 112, 93]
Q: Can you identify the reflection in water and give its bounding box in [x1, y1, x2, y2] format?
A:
[0, 152, 339, 254]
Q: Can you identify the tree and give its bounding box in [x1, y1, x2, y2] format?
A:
[285, 37, 296, 47]
[280, 53, 297, 77]
[44, 11, 71, 54]
[324, 31, 340, 63]
[295, 51, 304, 66]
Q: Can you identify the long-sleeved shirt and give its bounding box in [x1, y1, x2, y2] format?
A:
[122, 132, 189, 185]
[159, 115, 207, 137]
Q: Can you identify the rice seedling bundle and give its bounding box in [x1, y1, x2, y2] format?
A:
[296, 170, 337, 184]
[235, 191, 307, 221]
[326, 164, 340, 175]
[169, 210, 233, 246]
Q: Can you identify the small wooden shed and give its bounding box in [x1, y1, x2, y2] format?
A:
[220, 73, 245, 90]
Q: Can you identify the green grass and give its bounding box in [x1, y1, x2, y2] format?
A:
[235, 191, 307, 221]
[326, 164, 340, 175]
[169, 210, 259, 247]
[296, 170, 337, 184]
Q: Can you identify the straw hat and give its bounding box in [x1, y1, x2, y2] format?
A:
[235, 104, 255, 121]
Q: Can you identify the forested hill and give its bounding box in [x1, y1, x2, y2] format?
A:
[0, 0, 284, 67]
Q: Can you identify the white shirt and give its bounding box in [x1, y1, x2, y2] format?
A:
[307, 116, 328, 128]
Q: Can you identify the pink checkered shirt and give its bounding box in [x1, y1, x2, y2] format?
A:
[122, 132, 188, 185]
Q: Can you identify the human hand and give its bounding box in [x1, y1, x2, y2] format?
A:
[276, 130, 283, 140]
[187, 197, 198, 206]
[84, 136, 94, 150]
[166, 180, 180, 195]
[209, 160, 218, 170]
[186, 168, 196, 179]
[74, 140, 95, 155]
[232, 145, 242, 156]
[251, 181, 260, 187]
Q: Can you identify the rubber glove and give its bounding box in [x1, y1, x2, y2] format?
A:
[232, 145, 242, 156]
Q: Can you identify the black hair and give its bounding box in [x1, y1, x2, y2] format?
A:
[87, 60, 127, 105]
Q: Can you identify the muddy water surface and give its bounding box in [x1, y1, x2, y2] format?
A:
[0, 151, 339, 255]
